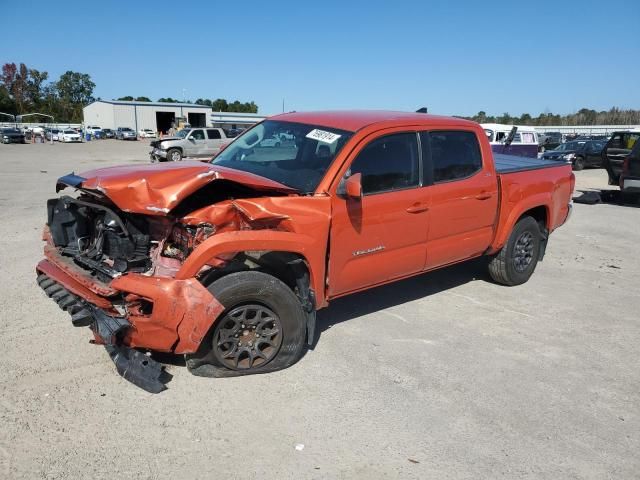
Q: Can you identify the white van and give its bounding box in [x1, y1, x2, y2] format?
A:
[481, 123, 539, 158]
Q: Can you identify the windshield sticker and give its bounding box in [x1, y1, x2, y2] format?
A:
[306, 129, 341, 144]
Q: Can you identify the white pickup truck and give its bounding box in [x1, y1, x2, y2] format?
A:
[149, 127, 229, 162]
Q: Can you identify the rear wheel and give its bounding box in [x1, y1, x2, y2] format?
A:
[167, 148, 182, 161]
[573, 156, 585, 171]
[488, 216, 541, 286]
[186, 271, 307, 377]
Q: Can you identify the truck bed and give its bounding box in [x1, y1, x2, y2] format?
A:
[494, 153, 566, 174]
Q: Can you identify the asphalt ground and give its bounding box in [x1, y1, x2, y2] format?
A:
[0, 140, 638, 479]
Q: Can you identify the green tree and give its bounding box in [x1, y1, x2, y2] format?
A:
[117, 96, 134, 101]
[211, 98, 228, 111]
[55, 71, 95, 122]
[135, 96, 151, 102]
[158, 97, 179, 103]
[195, 98, 212, 106]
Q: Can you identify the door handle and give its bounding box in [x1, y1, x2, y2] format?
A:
[406, 203, 429, 214]
[475, 193, 492, 200]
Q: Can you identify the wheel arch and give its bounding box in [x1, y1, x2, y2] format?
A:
[176, 230, 327, 307]
[490, 197, 551, 254]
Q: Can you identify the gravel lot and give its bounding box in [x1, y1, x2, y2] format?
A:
[0, 140, 638, 479]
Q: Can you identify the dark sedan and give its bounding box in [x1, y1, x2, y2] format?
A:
[1, 128, 26, 144]
[541, 140, 605, 171]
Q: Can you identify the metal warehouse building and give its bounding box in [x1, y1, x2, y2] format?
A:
[83, 100, 214, 134]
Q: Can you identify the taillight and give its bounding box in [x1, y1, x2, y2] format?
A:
[622, 157, 630, 175]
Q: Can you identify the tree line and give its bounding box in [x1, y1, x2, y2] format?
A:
[462, 108, 640, 126]
[116, 96, 258, 113]
[1, 62, 95, 123]
[0, 61, 259, 123]
[3, 61, 638, 125]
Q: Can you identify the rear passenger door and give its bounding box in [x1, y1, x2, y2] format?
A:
[206, 128, 223, 155]
[421, 130, 499, 269]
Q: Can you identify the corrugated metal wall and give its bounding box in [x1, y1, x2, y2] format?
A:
[84, 102, 214, 132]
[83, 102, 115, 129]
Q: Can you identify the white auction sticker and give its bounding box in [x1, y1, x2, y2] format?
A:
[306, 129, 341, 144]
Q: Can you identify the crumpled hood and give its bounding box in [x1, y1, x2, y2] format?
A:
[56, 161, 296, 215]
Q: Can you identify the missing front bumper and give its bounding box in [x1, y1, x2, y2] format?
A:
[36, 272, 169, 393]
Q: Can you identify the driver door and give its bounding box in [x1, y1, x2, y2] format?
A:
[328, 131, 430, 297]
[187, 129, 206, 157]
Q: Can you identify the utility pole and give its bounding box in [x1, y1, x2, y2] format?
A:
[282, 98, 285, 113]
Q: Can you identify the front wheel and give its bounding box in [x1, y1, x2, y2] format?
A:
[488, 216, 542, 286]
[167, 148, 182, 161]
[572, 156, 585, 171]
[186, 271, 307, 377]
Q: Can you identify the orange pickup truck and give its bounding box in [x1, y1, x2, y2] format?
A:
[36, 111, 574, 392]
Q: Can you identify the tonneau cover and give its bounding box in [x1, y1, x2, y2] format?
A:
[494, 154, 567, 174]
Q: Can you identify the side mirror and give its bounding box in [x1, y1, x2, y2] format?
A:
[344, 173, 362, 199]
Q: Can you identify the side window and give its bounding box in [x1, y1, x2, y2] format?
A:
[624, 133, 639, 149]
[521, 132, 535, 144]
[207, 129, 221, 140]
[512, 133, 522, 143]
[609, 134, 623, 149]
[496, 132, 506, 142]
[190, 129, 205, 140]
[347, 132, 419, 195]
[424, 130, 482, 183]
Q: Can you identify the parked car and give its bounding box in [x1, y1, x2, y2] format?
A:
[58, 129, 82, 143]
[85, 126, 102, 137]
[602, 130, 640, 193]
[541, 140, 605, 170]
[138, 129, 157, 138]
[482, 124, 539, 158]
[619, 140, 640, 202]
[223, 128, 244, 138]
[259, 133, 283, 147]
[149, 127, 228, 162]
[101, 128, 115, 139]
[1, 127, 26, 144]
[45, 128, 61, 141]
[116, 127, 137, 140]
[37, 111, 574, 392]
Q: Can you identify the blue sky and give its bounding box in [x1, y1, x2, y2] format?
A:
[4, 0, 639, 116]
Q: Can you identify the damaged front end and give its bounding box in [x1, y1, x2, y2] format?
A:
[36, 164, 319, 392]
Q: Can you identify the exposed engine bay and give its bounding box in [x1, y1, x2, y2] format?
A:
[47, 195, 218, 281]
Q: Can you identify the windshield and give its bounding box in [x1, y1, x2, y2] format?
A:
[64, 130, 75, 134]
[176, 129, 189, 138]
[212, 120, 353, 193]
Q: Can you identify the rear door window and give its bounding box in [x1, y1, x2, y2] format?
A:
[421, 131, 482, 183]
[521, 132, 535, 143]
[207, 129, 221, 139]
[347, 132, 420, 195]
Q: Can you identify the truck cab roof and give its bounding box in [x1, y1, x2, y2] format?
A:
[272, 110, 477, 132]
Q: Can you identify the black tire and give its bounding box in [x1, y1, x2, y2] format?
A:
[621, 192, 640, 205]
[275, 142, 281, 148]
[572, 156, 585, 171]
[167, 148, 182, 162]
[186, 271, 307, 378]
[488, 216, 541, 286]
